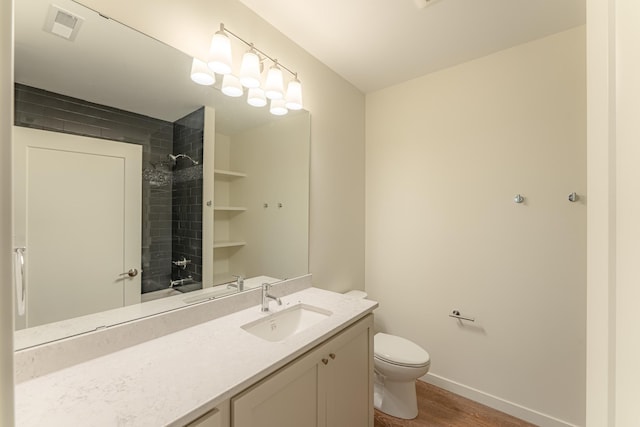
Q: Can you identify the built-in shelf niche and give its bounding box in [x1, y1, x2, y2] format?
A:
[213, 134, 248, 287]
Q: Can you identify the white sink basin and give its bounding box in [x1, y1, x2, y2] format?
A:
[242, 304, 332, 342]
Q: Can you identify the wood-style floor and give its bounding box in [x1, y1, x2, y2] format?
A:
[374, 380, 538, 427]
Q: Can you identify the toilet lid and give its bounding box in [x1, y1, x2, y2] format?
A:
[374, 333, 430, 367]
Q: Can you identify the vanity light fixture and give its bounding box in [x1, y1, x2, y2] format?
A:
[208, 24, 233, 74]
[264, 61, 285, 100]
[190, 58, 216, 86]
[221, 74, 244, 97]
[285, 75, 303, 110]
[269, 99, 288, 116]
[247, 88, 268, 107]
[192, 23, 303, 115]
[239, 46, 262, 88]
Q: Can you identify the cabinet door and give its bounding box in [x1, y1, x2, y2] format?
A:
[324, 315, 374, 427]
[232, 349, 322, 427]
[186, 408, 221, 427]
[232, 314, 373, 427]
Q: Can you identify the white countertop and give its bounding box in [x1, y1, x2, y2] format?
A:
[14, 276, 281, 351]
[15, 287, 377, 426]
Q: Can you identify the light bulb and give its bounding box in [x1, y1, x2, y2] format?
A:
[190, 58, 216, 86]
[247, 88, 267, 107]
[285, 78, 303, 110]
[208, 29, 232, 75]
[270, 99, 288, 116]
[239, 49, 261, 88]
[264, 62, 284, 100]
[221, 74, 243, 97]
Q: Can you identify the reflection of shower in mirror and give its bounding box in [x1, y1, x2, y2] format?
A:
[168, 153, 199, 167]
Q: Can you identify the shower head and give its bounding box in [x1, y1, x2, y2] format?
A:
[167, 153, 199, 167]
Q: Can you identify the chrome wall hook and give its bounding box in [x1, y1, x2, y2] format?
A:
[449, 309, 475, 322]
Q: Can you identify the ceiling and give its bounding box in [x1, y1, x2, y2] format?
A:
[237, 0, 586, 93]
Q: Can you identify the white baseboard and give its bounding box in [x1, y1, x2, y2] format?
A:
[421, 373, 581, 427]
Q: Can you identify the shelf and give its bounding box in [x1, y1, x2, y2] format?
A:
[213, 240, 246, 249]
[214, 206, 247, 212]
[214, 169, 246, 178]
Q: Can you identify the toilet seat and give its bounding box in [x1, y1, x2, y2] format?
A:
[374, 333, 430, 368]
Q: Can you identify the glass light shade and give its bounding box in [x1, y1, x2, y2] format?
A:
[221, 74, 243, 97]
[269, 99, 288, 116]
[247, 88, 267, 107]
[190, 58, 216, 86]
[264, 64, 284, 100]
[239, 50, 262, 88]
[285, 78, 303, 110]
[208, 31, 232, 75]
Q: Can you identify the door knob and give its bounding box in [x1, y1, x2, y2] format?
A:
[120, 268, 139, 277]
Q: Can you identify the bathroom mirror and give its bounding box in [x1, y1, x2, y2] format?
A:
[13, 0, 310, 349]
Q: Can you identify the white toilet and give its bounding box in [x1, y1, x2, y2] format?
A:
[344, 290, 431, 420]
[374, 332, 430, 419]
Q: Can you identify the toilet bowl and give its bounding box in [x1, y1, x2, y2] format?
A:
[343, 290, 430, 420]
[374, 332, 430, 419]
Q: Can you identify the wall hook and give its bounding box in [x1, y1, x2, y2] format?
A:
[514, 194, 524, 204]
[568, 192, 578, 202]
[449, 310, 475, 322]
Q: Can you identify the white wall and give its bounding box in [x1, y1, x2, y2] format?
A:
[585, 0, 614, 424]
[78, 0, 366, 293]
[586, 1, 640, 426]
[0, 0, 14, 425]
[366, 27, 586, 426]
[612, 2, 640, 424]
[232, 114, 310, 280]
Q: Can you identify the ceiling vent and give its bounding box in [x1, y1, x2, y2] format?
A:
[43, 4, 84, 41]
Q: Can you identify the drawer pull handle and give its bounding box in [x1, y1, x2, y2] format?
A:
[329, 353, 336, 360]
[321, 358, 329, 365]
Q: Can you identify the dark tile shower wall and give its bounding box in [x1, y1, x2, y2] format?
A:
[171, 108, 204, 284]
[14, 83, 181, 294]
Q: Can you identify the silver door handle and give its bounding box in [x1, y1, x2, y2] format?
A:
[14, 248, 26, 316]
[120, 268, 139, 277]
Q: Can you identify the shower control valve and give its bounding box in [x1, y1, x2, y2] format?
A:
[172, 257, 192, 269]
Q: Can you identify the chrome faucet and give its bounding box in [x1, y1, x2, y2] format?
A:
[261, 283, 282, 312]
[227, 275, 244, 291]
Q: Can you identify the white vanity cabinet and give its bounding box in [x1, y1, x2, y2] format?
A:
[231, 314, 374, 427]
